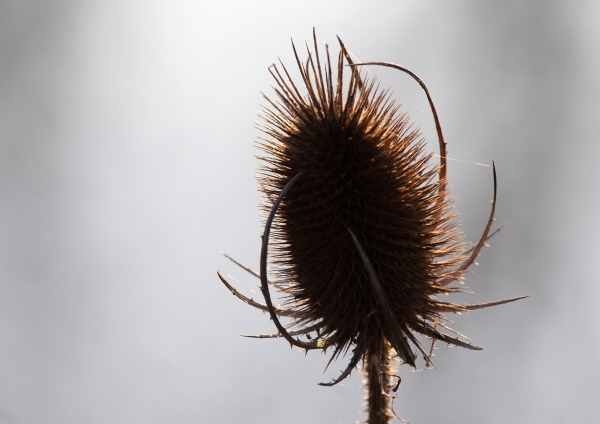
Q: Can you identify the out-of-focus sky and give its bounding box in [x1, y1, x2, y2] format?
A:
[0, 1, 598, 423]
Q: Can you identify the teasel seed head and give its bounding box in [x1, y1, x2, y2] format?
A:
[218, 30, 527, 389]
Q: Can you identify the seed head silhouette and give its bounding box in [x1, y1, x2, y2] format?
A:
[218, 30, 526, 423]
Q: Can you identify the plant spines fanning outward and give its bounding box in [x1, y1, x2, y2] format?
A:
[217, 29, 527, 422]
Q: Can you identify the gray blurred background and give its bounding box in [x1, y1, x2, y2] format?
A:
[0, 1, 598, 423]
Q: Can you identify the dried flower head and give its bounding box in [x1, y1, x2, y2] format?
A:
[218, 31, 525, 418]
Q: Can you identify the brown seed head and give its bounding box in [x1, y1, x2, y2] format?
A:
[218, 31, 526, 386]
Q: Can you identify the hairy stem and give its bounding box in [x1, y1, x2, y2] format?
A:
[365, 338, 394, 424]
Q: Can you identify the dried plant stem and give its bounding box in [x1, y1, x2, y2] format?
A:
[365, 338, 394, 424]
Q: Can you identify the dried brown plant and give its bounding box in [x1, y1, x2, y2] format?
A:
[218, 30, 526, 423]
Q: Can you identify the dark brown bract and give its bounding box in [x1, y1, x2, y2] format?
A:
[218, 32, 525, 390]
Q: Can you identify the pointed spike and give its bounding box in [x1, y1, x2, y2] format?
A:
[258, 173, 330, 351]
[240, 323, 324, 339]
[221, 252, 260, 278]
[318, 342, 366, 387]
[460, 295, 529, 312]
[431, 331, 483, 351]
[216, 271, 300, 317]
[347, 228, 416, 367]
[439, 161, 498, 286]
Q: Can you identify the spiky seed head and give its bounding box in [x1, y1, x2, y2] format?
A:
[256, 35, 470, 368]
[213, 33, 527, 387]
